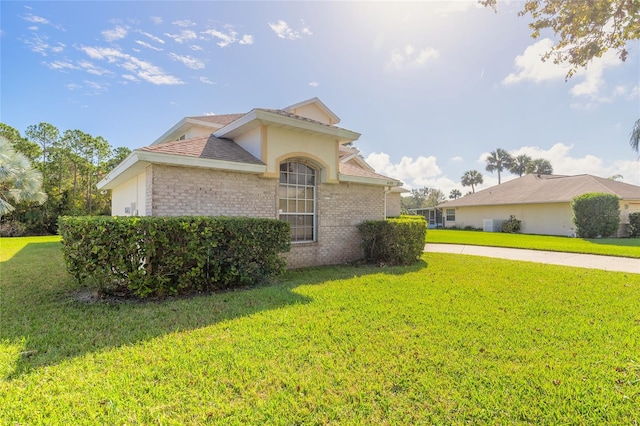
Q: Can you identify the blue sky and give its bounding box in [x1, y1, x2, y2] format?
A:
[2, 1, 639, 194]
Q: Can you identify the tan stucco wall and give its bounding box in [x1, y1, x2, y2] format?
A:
[289, 104, 332, 125]
[446, 203, 575, 236]
[183, 125, 215, 140]
[111, 170, 147, 216]
[263, 127, 339, 182]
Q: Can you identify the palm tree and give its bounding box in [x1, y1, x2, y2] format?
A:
[509, 154, 532, 177]
[485, 148, 513, 184]
[461, 170, 483, 193]
[449, 189, 462, 200]
[0, 137, 47, 215]
[526, 158, 553, 175]
[631, 118, 640, 157]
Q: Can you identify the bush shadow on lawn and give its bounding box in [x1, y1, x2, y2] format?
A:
[1, 241, 428, 379]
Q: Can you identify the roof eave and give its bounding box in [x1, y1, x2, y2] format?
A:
[338, 173, 402, 187]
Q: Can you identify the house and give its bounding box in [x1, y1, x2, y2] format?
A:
[97, 98, 404, 268]
[437, 174, 640, 237]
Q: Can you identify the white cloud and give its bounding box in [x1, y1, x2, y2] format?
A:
[83, 79, 109, 94]
[135, 40, 163, 51]
[137, 30, 165, 44]
[50, 42, 65, 53]
[239, 34, 253, 45]
[366, 152, 443, 188]
[151, 16, 163, 25]
[169, 53, 205, 70]
[173, 19, 196, 27]
[450, 156, 464, 162]
[268, 20, 312, 40]
[199, 76, 215, 85]
[201, 28, 237, 47]
[309, 81, 319, 87]
[65, 83, 82, 91]
[23, 34, 51, 56]
[102, 25, 128, 42]
[164, 30, 197, 44]
[386, 45, 439, 70]
[47, 60, 78, 71]
[79, 45, 184, 85]
[122, 74, 138, 82]
[23, 14, 49, 25]
[502, 39, 568, 84]
[78, 60, 113, 76]
[190, 45, 204, 51]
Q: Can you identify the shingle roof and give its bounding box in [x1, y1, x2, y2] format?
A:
[339, 161, 397, 181]
[257, 108, 358, 134]
[138, 135, 264, 165]
[187, 114, 244, 126]
[441, 174, 640, 208]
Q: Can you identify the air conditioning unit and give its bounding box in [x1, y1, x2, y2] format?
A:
[483, 219, 503, 232]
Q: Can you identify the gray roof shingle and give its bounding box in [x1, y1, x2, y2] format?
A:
[139, 135, 264, 165]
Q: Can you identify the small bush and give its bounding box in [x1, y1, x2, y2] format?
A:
[358, 216, 427, 266]
[58, 216, 290, 298]
[501, 215, 521, 233]
[0, 219, 27, 237]
[629, 212, 640, 238]
[572, 193, 620, 238]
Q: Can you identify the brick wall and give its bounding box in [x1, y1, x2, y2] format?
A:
[149, 165, 277, 218]
[284, 182, 385, 268]
[147, 164, 386, 268]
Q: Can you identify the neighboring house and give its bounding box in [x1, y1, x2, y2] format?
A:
[437, 174, 640, 237]
[97, 98, 403, 268]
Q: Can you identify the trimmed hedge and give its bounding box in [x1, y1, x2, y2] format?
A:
[629, 212, 640, 238]
[571, 192, 620, 238]
[58, 216, 290, 298]
[358, 215, 427, 266]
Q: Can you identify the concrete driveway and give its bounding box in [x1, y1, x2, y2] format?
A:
[425, 243, 640, 275]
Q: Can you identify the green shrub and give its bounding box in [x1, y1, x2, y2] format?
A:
[358, 216, 427, 266]
[58, 216, 290, 298]
[629, 211, 640, 238]
[571, 193, 620, 238]
[501, 215, 521, 233]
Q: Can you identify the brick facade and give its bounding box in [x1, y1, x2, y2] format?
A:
[146, 164, 387, 268]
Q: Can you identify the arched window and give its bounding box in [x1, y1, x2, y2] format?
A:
[279, 161, 316, 242]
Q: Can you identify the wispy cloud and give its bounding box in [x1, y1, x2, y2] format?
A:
[164, 30, 198, 44]
[168, 53, 205, 70]
[102, 25, 128, 42]
[23, 14, 49, 25]
[79, 45, 184, 85]
[309, 81, 319, 87]
[78, 60, 113, 76]
[268, 19, 312, 40]
[173, 19, 196, 27]
[150, 16, 163, 25]
[201, 28, 236, 48]
[239, 35, 253, 45]
[135, 40, 163, 51]
[47, 60, 78, 71]
[386, 45, 439, 70]
[199, 76, 215, 85]
[137, 30, 165, 44]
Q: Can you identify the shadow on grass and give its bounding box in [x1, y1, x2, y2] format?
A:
[1, 241, 428, 379]
[584, 237, 640, 247]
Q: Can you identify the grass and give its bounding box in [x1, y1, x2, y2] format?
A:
[1, 236, 640, 424]
[427, 229, 640, 258]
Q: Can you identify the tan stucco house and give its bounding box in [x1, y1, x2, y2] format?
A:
[97, 98, 404, 268]
[437, 174, 640, 237]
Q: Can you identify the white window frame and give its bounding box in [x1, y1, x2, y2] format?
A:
[278, 161, 317, 243]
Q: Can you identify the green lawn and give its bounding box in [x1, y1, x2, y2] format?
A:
[2, 237, 639, 424]
[427, 229, 640, 258]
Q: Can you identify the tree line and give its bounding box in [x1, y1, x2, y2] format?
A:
[0, 122, 131, 235]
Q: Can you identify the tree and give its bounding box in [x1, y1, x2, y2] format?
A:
[461, 170, 484, 193]
[426, 189, 446, 207]
[25, 122, 59, 190]
[526, 158, 553, 175]
[0, 137, 47, 215]
[481, 0, 640, 79]
[631, 118, 640, 157]
[485, 148, 513, 184]
[0, 123, 40, 161]
[449, 189, 462, 200]
[509, 154, 532, 177]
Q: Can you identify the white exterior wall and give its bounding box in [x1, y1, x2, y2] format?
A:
[111, 170, 147, 216]
[290, 104, 332, 124]
[446, 203, 574, 236]
[233, 126, 262, 161]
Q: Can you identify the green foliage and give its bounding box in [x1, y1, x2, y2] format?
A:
[501, 215, 522, 233]
[485, 148, 513, 184]
[0, 219, 27, 237]
[358, 215, 427, 265]
[629, 211, 640, 238]
[572, 193, 621, 238]
[58, 216, 291, 298]
[461, 170, 483, 193]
